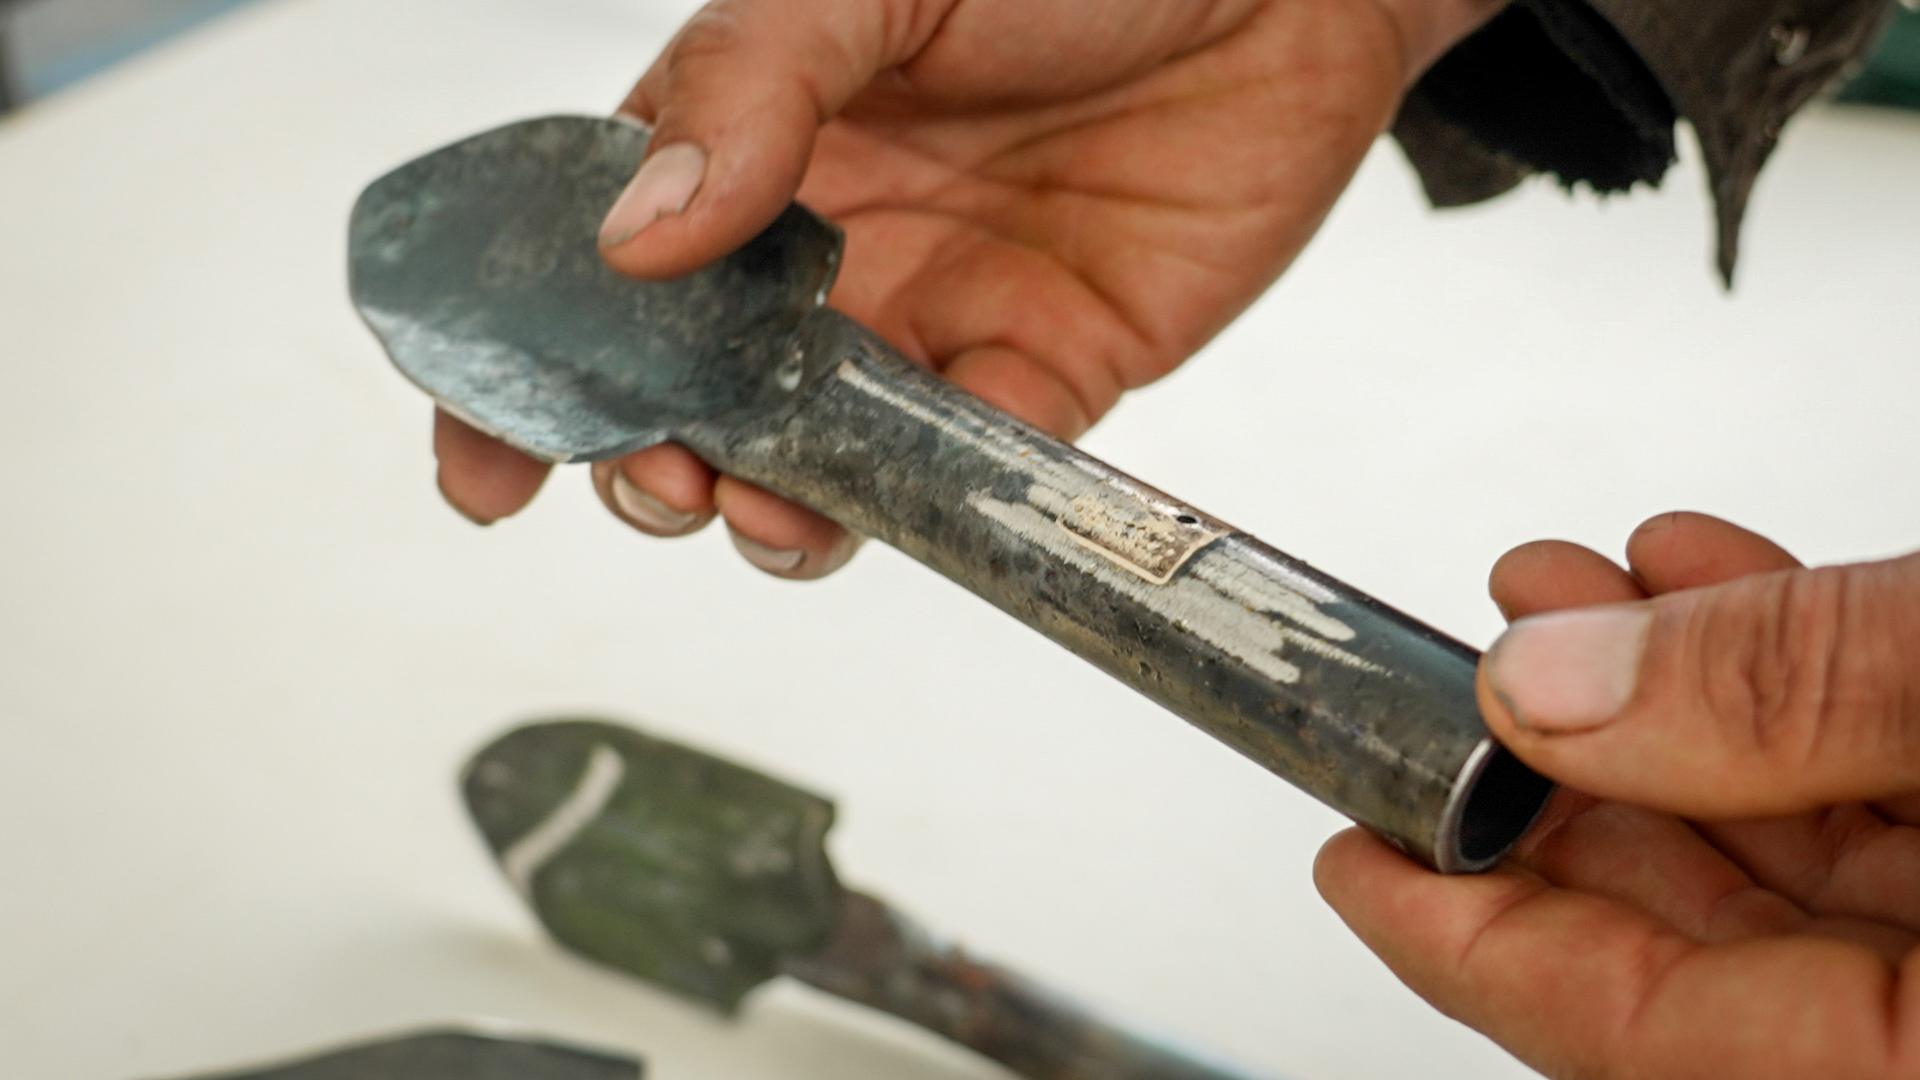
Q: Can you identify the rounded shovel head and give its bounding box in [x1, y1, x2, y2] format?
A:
[462, 719, 842, 1013]
[348, 116, 842, 462]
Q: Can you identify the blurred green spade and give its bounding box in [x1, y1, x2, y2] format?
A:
[463, 719, 1280, 1080]
[464, 719, 839, 1011]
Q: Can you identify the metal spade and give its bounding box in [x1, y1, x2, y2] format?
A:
[351, 116, 1551, 873]
[149, 1028, 640, 1080]
[463, 718, 1277, 1080]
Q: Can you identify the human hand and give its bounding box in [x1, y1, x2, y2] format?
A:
[434, 0, 1503, 576]
[1317, 511, 1920, 1078]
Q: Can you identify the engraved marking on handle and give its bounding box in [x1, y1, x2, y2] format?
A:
[1057, 492, 1229, 585]
[830, 356, 1228, 585]
[829, 352, 1381, 684]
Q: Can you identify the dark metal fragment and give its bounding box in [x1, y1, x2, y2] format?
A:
[147, 1029, 640, 1080]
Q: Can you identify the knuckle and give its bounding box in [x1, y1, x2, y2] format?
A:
[1694, 564, 1916, 778]
[668, 7, 751, 71]
[1748, 569, 1847, 760]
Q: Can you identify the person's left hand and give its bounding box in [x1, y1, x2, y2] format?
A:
[1316, 511, 1920, 1078]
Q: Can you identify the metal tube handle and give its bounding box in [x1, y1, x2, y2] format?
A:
[682, 310, 1551, 872]
[783, 890, 1269, 1080]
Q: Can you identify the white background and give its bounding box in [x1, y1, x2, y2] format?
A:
[1, 1, 1915, 1077]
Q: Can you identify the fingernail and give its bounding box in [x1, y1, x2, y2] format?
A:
[610, 471, 700, 534]
[1487, 605, 1654, 732]
[728, 528, 805, 574]
[598, 142, 707, 248]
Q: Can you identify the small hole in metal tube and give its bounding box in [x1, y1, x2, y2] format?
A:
[774, 351, 805, 392]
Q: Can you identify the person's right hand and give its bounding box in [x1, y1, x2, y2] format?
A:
[433, 0, 1504, 577]
[1319, 512, 1920, 1078]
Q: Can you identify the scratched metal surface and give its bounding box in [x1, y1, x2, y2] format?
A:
[352, 117, 1552, 872]
[687, 321, 1551, 871]
[350, 117, 840, 464]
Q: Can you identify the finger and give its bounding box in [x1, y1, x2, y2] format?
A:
[1795, 914, 1920, 964]
[1517, 795, 1920, 959]
[1872, 794, 1920, 828]
[943, 343, 1093, 441]
[1488, 539, 1646, 621]
[1482, 550, 1920, 817]
[1626, 510, 1803, 593]
[1517, 796, 1806, 943]
[591, 445, 717, 537]
[714, 477, 862, 580]
[1315, 828, 1909, 1079]
[828, 208, 1145, 435]
[433, 409, 552, 525]
[1699, 807, 1920, 933]
[600, 0, 952, 279]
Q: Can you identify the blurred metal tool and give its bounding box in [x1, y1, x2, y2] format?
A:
[352, 116, 1552, 873]
[0, 2, 23, 113]
[464, 718, 1274, 1080]
[150, 1027, 640, 1080]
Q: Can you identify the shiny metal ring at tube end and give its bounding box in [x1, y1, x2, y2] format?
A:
[1430, 738, 1555, 874]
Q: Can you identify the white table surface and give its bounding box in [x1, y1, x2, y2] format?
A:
[1, 1, 1915, 1077]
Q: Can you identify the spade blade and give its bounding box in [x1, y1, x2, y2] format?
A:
[462, 719, 842, 1012]
[348, 115, 842, 463]
[151, 1028, 640, 1080]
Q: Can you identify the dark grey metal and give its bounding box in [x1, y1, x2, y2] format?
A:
[0, 2, 24, 114]
[464, 718, 1277, 1080]
[149, 1028, 641, 1080]
[351, 116, 1553, 873]
[791, 890, 1267, 1080]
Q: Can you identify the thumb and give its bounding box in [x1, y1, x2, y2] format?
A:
[598, 0, 950, 279]
[1480, 550, 1920, 817]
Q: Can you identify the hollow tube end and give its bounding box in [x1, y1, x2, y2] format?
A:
[1432, 738, 1555, 874]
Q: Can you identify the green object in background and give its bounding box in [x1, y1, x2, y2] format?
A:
[463, 718, 1282, 1080]
[462, 720, 842, 1012]
[1842, 8, 1920, 110]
